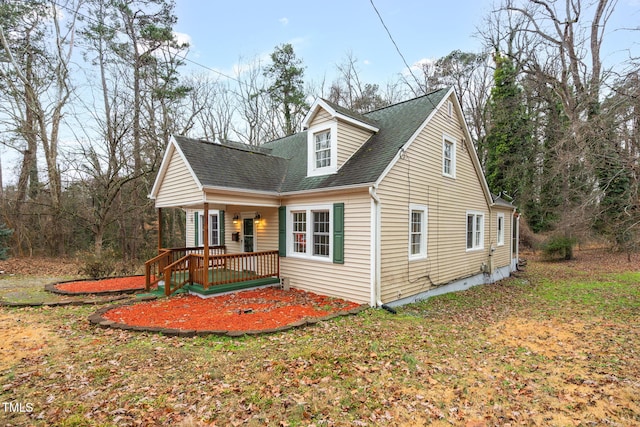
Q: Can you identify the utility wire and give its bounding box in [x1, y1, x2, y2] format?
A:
[368, 0, 425, 94]
[51, 0, 244, 85]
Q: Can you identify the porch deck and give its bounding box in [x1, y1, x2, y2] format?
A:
[144, 247, 280, 296]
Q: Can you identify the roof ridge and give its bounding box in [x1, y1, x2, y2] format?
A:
[364, 86, 450, 116]
[175, 135, 280, 158]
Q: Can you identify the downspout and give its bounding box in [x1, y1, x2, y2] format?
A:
[369, 185, 383, 307]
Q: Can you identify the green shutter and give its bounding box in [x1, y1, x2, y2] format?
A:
[219, 211, 225, 246]
[278, 206, 286, 257]
[333, 203, 344, 264]
[194, 212, 199, 247]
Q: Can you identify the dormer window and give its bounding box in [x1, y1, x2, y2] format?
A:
[315, 130, 331, 168]
[307, 122, 337, 177]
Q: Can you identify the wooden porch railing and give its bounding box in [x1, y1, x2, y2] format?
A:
[145, 246, 226, 291]
[145, 248, 280, 296]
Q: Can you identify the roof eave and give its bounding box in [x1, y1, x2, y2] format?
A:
[302, 99, 379, 133]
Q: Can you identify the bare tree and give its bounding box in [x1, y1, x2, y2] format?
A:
[0, 0, 80, 254]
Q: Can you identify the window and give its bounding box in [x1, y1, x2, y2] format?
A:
[313, 211, 330, 257]
[307, 122, 337, 177]
[442, 136, 456, 177]
[196, 211, 220, 246]
[497, 213, 505, 246]
[286, 205, 332, 260]
[315, 131, 331, 168]
[447, 100, 453, 118]
[409, 204, 428, 260]
[466, 211, 484, 250]
[292, 212, 307, 254]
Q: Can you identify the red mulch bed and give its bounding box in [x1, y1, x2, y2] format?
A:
[54, 276, 149, 294]
[102, 287, 362, 332]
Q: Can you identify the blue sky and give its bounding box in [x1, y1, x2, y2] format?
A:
[173, 0, 493, 84]
[1, 1, 639, 185]
[173, 0, 640, 85]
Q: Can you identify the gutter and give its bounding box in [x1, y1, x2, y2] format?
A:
[369, 185, 383, 307]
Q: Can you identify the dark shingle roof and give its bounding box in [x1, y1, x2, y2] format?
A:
[174, 136, 288, 192]
[174, 88, 450, 194]
[317, 98, 379, 129]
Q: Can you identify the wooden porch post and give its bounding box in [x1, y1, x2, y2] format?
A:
[157, 208, 163, 253]
[203, 203, 209, 289]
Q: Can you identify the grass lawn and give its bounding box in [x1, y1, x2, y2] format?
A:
[0, 249, 638, 426]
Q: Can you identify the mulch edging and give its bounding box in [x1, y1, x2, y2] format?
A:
[0, 294, 133, 308]
[88, 300, 369, 337]
[45, 275, 149, 296]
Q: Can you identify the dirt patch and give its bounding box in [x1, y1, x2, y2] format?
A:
[487, 317, 597, 358]
[0, 313, 58, 372]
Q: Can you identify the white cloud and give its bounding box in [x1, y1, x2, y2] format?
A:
[173, 31, 192, 47]
[279, 17, 289, 26]
[363, 59, 371, 65]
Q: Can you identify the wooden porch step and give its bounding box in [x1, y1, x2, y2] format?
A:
[143, 276, 280, 298]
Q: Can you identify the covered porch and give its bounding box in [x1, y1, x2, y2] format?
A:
[145, 204, 281, 297]
[147, 135, 286, 297]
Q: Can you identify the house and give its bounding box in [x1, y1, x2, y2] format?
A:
[147, 87, 519, 306]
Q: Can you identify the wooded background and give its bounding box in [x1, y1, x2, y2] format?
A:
[0, 0, 638, 267]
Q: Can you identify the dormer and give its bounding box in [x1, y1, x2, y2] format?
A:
[302, 99, 379, 177]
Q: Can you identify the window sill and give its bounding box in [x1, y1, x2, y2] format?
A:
[466, 247, 484, 252]
[307, 168, 337, 177]
[287, 253, 333, 263]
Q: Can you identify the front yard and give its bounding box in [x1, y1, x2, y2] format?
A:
[1, 249, 638, 426]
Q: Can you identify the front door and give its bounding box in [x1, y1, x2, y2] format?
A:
[243, 218, 255, 253]
[242, 217, 256, 272]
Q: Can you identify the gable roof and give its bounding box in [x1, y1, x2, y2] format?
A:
[173, 136, 288, 193]
[153, 87, 459, 197]
[303, 98, 380, 132]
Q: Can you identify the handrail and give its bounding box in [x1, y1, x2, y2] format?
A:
[163, 254, 193, 296]
[151, 248, 280, 296]
[145, 250, 171, 291]
[145, 246, 226, 291]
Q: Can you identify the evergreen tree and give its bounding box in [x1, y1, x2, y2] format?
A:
[485, 52, 533, 204]
[263, 43, 307, 136]
[0, 223, 12, 260]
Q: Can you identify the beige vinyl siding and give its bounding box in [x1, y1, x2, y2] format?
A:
[224, 206, 279, 253]
[155, 148, 202, 207]
[337, 119, 373, 169]
[185, 206, 278, 251]
[310, 109, 333, 127]
[377, 93, 494, 303]
[280, 190, 371, 304]
[491, 207, 514, 269]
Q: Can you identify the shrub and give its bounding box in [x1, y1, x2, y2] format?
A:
[0, 223, 13, 260]
[77, 249, 116, 279]
[542, 236, 577, 261]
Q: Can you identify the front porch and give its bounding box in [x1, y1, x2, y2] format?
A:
[145, 246, 280, 297]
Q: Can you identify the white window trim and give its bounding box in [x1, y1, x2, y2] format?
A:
[408, 204, 428, 261]
[286, 204, 333, 262]
[196, 210, 221, 247]
[497, 213, 505, 246]
[307, 121, 338, 177]
[442, 134, 456, 178]
[466, 210, 484, 252]
[447, 100, 453, 118]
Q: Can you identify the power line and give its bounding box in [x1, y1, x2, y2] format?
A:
[368, 0, 425, 94]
